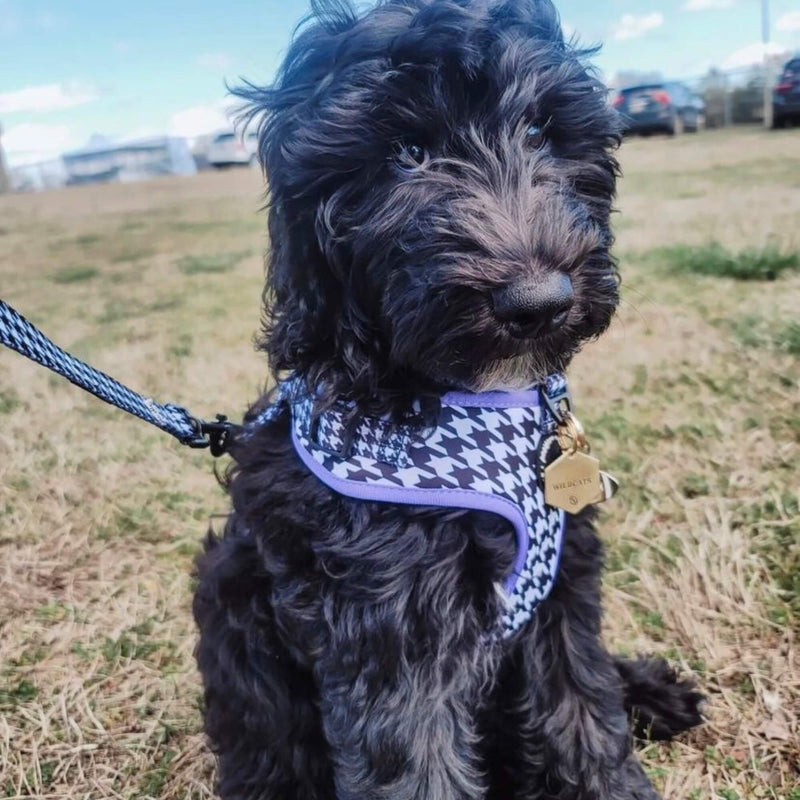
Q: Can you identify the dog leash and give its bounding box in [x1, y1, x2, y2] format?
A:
[1, 298, 619, 511]
[0, 299, 239, 456]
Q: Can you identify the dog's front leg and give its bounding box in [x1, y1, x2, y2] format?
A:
[514, 510, 659, 800]
[313, 602, 487, 800]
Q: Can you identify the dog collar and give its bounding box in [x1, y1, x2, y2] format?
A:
[252, 375, 570, 637]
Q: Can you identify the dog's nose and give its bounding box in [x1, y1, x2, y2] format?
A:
[492, 274, 574, 337]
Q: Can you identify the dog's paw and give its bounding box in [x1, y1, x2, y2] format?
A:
[615, 655, 705, 741]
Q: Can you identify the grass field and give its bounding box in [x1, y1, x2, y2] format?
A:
[1, 127, 798, 799]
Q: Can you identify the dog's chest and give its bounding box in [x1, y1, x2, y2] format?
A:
[257, 380, 566, 637]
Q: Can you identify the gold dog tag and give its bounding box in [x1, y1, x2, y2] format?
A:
[543, 411, 620, 513]
[545, 450, 602, 513]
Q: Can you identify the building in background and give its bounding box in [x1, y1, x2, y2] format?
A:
[9, 159, 68, 192]
[62, 136, 196, 185]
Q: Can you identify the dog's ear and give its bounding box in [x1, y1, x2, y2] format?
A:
[232, 0, 368, 184]
[231, 2, 364, 382]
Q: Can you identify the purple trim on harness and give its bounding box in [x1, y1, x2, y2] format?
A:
[441, 388, 542, 408]
[291, 425, 531, 593]
[553, 508, 566, 592]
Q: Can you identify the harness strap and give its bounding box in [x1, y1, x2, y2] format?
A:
[0, 299, 238, 455]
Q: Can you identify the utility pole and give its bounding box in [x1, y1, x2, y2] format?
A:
[762, 0, 773, 128]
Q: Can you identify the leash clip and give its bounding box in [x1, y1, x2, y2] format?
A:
[541, 379, 572, 426]
[187, 414, 240, 457]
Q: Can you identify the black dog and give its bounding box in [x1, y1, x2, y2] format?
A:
[193, 1, 703, 798]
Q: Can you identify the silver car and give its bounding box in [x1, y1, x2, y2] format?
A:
[206, 130, 259, 168]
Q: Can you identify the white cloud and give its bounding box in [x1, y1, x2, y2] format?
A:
[169, 102, 237, 139]
[776, 11, 800, 32]
[0, 83, 97, 114]
[722, 41, 789, 70]
[2, 122, 78, 166]
[613, 12, 664, 41]
[197, 52, 233, 70]
[682, 0, 734, 10]
[114, 40, 133, 54]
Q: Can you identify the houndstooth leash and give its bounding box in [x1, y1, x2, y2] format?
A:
[0, 299, 238, 455]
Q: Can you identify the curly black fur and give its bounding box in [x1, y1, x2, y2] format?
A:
[193, 1, 704, 798]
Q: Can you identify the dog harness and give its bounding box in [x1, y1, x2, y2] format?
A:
[252, 375, 569, 637]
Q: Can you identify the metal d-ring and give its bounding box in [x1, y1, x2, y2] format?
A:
[556, 411, 589, 455]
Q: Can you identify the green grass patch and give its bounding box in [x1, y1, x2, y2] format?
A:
[117, 220, 147, 233]
[653, 242, 799, 281]
[101, 633, 161, 664]
[73, 233, 102, 246]
[0, 388, 21, 414]
[171, 218, 261, 233]
[721, 314, 800, 356]
[0, 678, 37, 707]
[135, 749, 177, 798]
[176, 249, 251, 275]
[777, 321, 800, 356]
[737, 493, 800, 615]
[48, 233, 102, 251]
[95, 296, 183, 324]
[111, 247, 156, 263]
[167, 332, 193, 359]
[50, 265, 100, 284]
[630, 364, 648, 395]
[680, 473, 711, 499]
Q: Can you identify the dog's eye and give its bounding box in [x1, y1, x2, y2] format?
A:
[394, 141, 428, 171]
[525, 123, 547, 149]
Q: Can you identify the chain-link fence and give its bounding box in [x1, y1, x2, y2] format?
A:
[612, 57, 797, 131]
[690, 64, 777, 128]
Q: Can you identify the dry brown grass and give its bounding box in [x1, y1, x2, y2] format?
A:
[1, 128, 798, 799]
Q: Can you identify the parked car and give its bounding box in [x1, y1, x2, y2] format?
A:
[773, 57, 800, 128]
[614, 82, 703, 136]
[206, 130, 259, 168]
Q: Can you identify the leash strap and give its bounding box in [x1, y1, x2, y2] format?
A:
[0, 299, 236, 454]
[1, 298, 571, 458]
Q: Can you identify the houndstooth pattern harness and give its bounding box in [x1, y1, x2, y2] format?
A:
[252, 376, 569, 637]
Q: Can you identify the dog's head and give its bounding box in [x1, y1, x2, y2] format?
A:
[241, 0, 621, 413]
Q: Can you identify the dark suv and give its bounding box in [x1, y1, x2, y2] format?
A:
[773, 57, 800, 128]
[615, 82, 703, 136]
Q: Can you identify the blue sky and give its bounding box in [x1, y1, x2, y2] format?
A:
[2, 0, 799, 166]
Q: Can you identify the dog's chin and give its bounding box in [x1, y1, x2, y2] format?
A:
[426, 346, 572, 393]
[437, 323, 580, 391]
[396, 298, 613, 394]
[466, 353, 555, 392]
